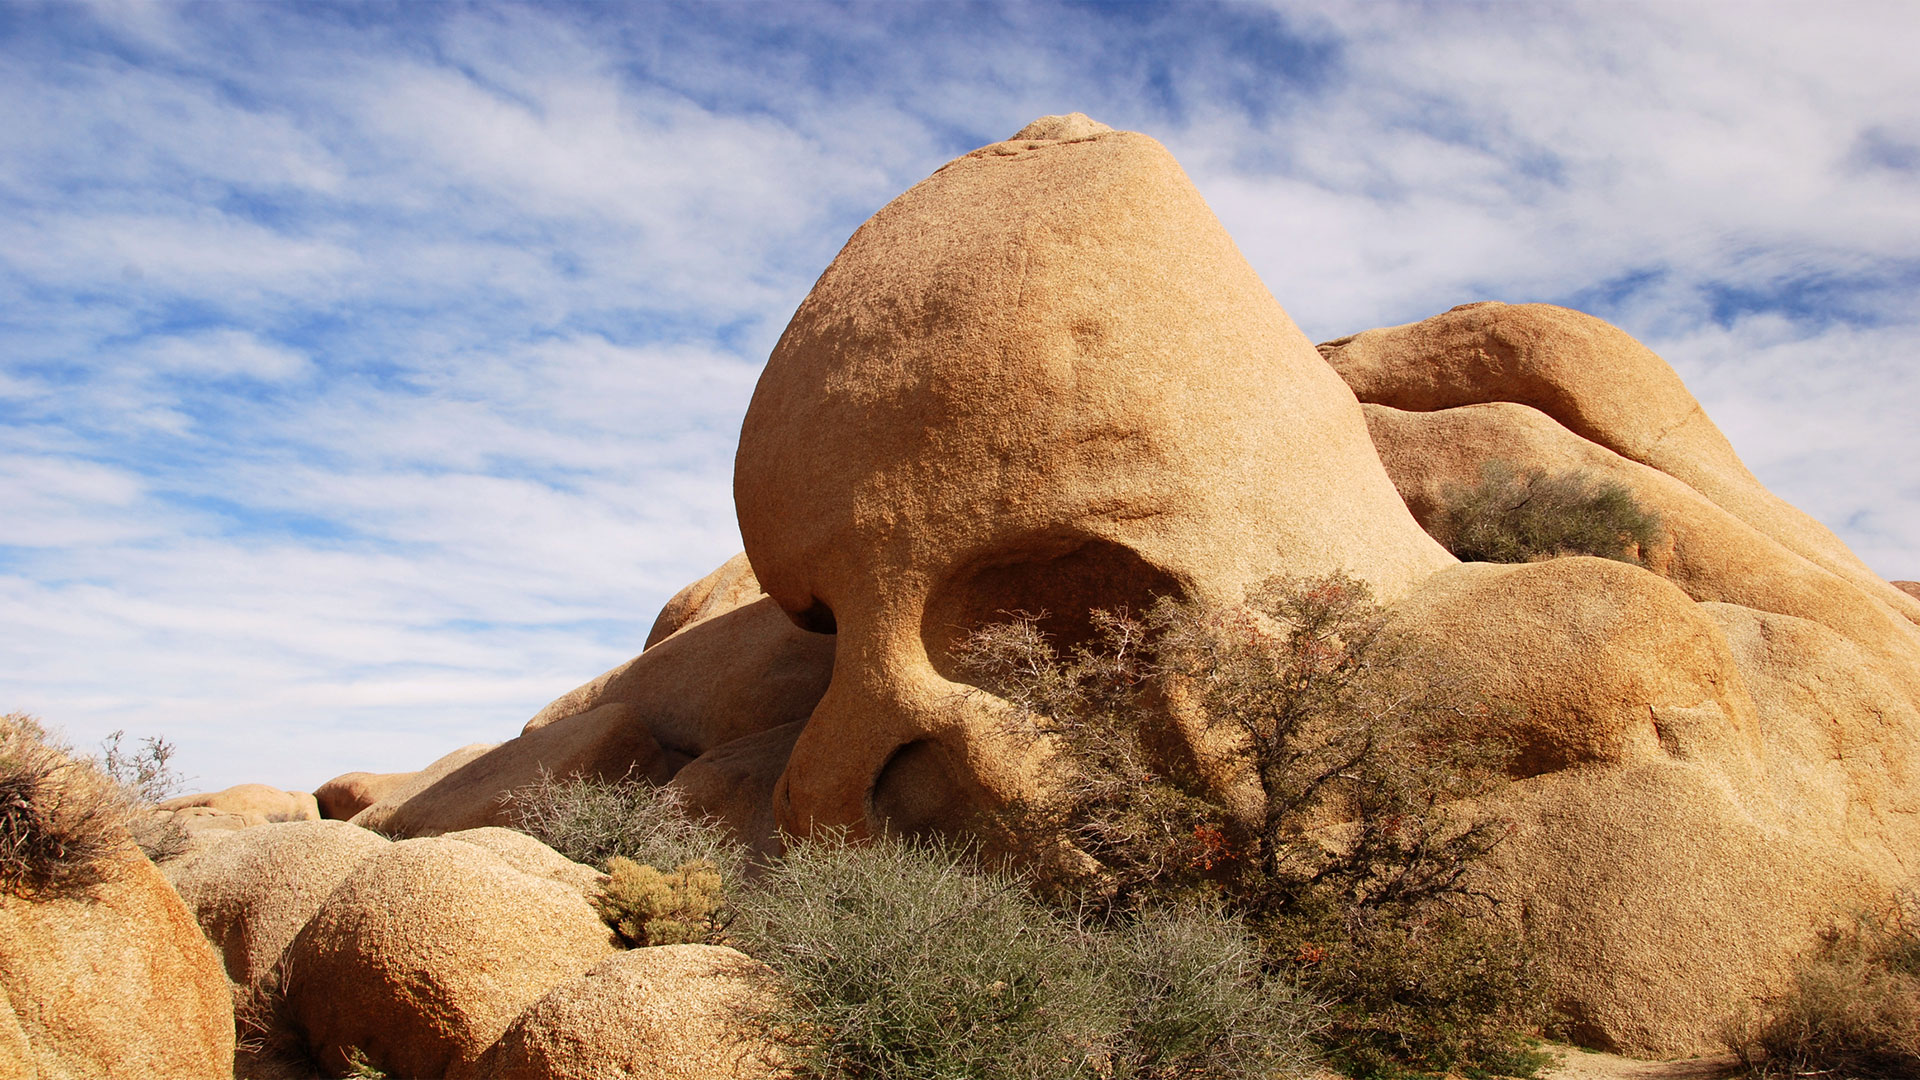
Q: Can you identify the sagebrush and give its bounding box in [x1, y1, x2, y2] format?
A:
[730, 833, 1321, 1080]
[1436, 460, 1661, 565]
[954, 573, 1553, 1078]
[1730, 890, 1920, 1079]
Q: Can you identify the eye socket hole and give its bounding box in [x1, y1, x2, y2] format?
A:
[921, 537, 1182, 680]
[869, 738, 973, 841]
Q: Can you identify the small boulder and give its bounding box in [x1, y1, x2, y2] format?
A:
[456, 944, 781, 1080]
[164, 818, 390, 989]
[668, 720, 806, 858]
[159, 783, 321, 826]
[284, 834, 616, 1078]
[0, 848, 234, 1079]
[314, 770, 415, 820]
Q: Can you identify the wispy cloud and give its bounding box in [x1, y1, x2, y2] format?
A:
[2, 0, 1914, 792]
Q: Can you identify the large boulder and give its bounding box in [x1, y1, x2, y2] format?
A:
[0, 848, 234, 1079]
[314, 770, 415, 820]
[159, 783, 320, 826]
[350, 742, 498, 834]
[666, 720, 806, 858]
[363, 557, 833, 840]
[456, 945, 781, 1080]
[163, 818, 390, 989]
[284, 834, 616, 1078]
[733, 113, 1452, 842]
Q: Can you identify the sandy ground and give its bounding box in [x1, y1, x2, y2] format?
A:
[1542, 1043, 1745, 1080]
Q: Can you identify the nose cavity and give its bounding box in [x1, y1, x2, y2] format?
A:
[921, 535, 1185, 681]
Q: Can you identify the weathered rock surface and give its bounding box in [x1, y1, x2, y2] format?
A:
[284, 835, 615, 1078]
[734, 113, 1452, 842]
[441, 826, 603, 894]
[314, 770, 414, 820]
[159, 783, 320, 826]
[363, 557, 832, 840]
[0, 849, 234, 1079]
[667, 719, 806, 858]
[1895, 579, 1920, 602]
[164, 818, 390, 989]
[350, 742, 498, 834]
[457, 945, 781, 1080]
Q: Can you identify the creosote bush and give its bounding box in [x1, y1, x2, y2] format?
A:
[1, 711, 138, 897]
[954, 573, 1553, 1079]
[1435, 460, 1661, 565]
[1729, 890, 1920, 1079]
[730, 833, 1321, 1080]
[594, 855, 728, 947]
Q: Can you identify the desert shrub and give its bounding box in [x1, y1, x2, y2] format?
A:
[1435, 460, 1661, 565]
[731, 834, 1319, 1080]
[0, 712, 137, 897]
[502, 767, 749, 880]
[1730, 891, 1920, 1079]
[954, 573, 1552, 1078]
[98, 728, 192, 863]
[594, 855, 728, 947]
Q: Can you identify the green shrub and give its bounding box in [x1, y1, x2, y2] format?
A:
[954, 573, 1553, 1078]
[594, 855, 728, 947]
[502, 767, 749, 880]
[1435, 460, 1661, 565]
[1730, 891, 1920, 1079]
[730, 834, 1320, 1080]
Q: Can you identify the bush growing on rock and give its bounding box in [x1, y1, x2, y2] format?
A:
[1435, 460, 1661, 565]
[954, 573, 1553, 1078]
[1730, 889, 1920, 1079]
[504, 766, 749, 880]
[1, 711, 137, 896]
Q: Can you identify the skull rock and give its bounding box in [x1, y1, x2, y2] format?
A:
[734, 115, 1453, 842]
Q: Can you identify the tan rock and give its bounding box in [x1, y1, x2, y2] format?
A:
[457, 945, 781, 1080]
[164, 819, 390, 989]
[0, 848, 234, 1079]
[364, 563, 832, 840]
[284, 835, 616, 1078]
[667, 720, 806, 858]
[733, 115, 1451, 842]
[643, 551, 769, 649]
[1359, 401, 1920, 656]
[159, 782, 320, 826]
[1896, 579, 1920, 602]
[313, 770, 414, 820]
[441, 826, 603, 894]
[1320, 301, 1920, 628]
[349, 742, 498, 834]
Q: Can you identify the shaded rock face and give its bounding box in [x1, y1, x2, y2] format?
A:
[1327, 301, 1920, 1054]
[734, 113, 1451, 844]
[1, 849, 234, 1079]
[314, 770, 414, 820]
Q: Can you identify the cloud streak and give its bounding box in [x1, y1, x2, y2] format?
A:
[2, 0, 1914, 792]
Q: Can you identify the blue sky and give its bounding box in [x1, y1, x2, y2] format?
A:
[4, 0, 1917, 794]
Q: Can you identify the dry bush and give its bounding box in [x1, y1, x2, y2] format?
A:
[594, 856, 728, 947]
[1436, 460, 1661, 565]
[0, 712, 138, 898]
[99, 728, 191, 863]
[1731, 891, 1920, 1079]
[954, 573, 1553, 1079]
[502, 767, 749, 880]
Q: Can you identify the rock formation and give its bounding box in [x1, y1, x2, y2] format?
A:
[158, 782, 321, 826]
[314, 769, 415, 820]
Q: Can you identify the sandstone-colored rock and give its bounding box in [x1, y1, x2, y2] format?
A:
[159, 783, 320, 826]
[442, 826, 603, 894]
[1896, 579, 1920, 602]
[643, 551, 769, 650]
[667, 720, 806, 858]
[457, 945, 781, 1080]
[356, 705, 672, 837]
[284, 835, 616, 1078]
[1389, 558, 1759, 778]
[364, 560, 834, 840]
[164, 819, 390, 989]
[1359, 401, 1919, 656]
[314, 770, 415, 820]
[734, 115, 1452, 841]
[1320, 301, 1920, 628]
[0, 848, 234, 1079]
[350, 742, 498, 834]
